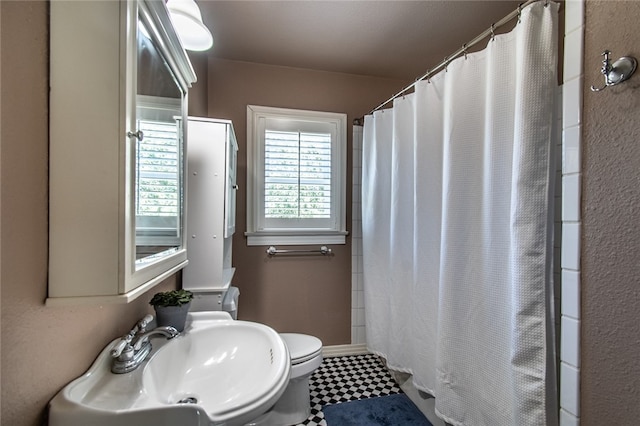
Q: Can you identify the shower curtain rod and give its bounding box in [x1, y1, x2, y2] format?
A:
[367, 0, 544, 116]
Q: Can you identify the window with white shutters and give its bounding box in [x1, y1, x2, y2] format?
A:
[246, 106, 347, 245]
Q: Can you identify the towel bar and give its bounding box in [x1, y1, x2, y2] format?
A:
[266, 246, 332, 256]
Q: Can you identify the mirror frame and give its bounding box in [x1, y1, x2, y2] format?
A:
[122, 0, 195, 294]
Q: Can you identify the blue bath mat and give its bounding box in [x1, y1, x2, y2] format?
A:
[322, 393, 433, 426]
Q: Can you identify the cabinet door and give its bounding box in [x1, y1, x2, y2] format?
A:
[184, 119, 227, 290]
[225, 127, 239, 238]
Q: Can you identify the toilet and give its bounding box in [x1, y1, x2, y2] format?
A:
[248, 333, 323, 426]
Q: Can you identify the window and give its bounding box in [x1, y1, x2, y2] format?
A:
[246, 105, 347, 245]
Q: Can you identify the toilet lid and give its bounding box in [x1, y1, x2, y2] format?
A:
[280, 333, 323, 365]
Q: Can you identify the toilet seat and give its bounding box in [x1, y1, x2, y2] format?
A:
[280, 333, 322, 363]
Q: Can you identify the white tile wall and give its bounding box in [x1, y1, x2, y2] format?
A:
[560, 316, 581, 367]
[563, 126, 582, 174]
[560, 1, 584, 424]
[564, 0, 584, 36]
[560, 408, 581, 426]
[562, 77, 583, 128]
[562, 174, 581, 222]
[560, 362, 581, 417]
[563, 29, 584, 90]
[561, 223, 581, 270]
[561, 270, 581, 319]
[352, 125, 366, 344]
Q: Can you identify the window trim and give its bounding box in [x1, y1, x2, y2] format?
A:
[246, 105, 348, 246]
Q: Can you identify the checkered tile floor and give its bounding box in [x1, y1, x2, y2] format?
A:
[296, 353, 403, 426]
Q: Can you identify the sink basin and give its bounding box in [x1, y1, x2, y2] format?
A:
[48, 312, 291, 426]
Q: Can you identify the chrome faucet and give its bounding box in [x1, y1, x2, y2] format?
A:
[132, 326, 179, 350]
[110, 315, 179, 374]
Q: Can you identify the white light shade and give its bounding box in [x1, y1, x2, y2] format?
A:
[166, 0, 213, 51]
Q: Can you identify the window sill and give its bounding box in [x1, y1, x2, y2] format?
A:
[245, 231, 348, 246]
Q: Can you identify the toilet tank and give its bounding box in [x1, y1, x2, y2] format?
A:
[190, 286, 239, 319]
[189, 291, 226, 312]
[222, 286, 240, 319]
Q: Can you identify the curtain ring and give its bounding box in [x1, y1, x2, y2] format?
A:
[490, 23, 495, 41]
[463, 44, 468, 60]
[517, 4, 522, 23]
[444, 57, 449, 72]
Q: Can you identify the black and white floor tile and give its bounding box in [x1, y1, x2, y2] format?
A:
[297, 353, 403, 426]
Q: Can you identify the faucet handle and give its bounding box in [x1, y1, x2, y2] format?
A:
[110, 330, 135, 358]
[136, 314, 154, 333]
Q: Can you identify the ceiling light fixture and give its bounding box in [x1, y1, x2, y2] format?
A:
[166, 0, 213, 51]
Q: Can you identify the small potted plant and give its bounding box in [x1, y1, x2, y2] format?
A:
[149, 289, 194, 332]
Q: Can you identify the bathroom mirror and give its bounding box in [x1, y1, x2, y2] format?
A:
[134, 18, 185, 267]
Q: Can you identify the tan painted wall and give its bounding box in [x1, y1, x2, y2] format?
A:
[0, 3, 179, 425]
[581, 1, 640, 423]
[187, 52, 209, 117]
[207, 58, 405, 345]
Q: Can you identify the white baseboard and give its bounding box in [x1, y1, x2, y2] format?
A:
[322, 343, 369, 357]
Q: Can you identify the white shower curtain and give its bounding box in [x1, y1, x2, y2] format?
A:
[362, 3, 558, 425]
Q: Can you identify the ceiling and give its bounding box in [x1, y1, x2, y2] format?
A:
[198, 1, 522, 82]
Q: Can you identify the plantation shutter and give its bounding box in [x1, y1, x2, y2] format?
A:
[264, 130, 332, 219]
[136, 119, 180, 218]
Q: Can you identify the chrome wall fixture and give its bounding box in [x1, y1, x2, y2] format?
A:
[590, 50, 637, 92]
[266, 246, 332, 256]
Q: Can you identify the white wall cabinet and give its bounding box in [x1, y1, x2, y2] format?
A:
[48, 0, 196, 305]
[183, 118, 238, 292]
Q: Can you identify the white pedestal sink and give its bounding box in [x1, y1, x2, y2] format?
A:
[48, 312, 291, 426]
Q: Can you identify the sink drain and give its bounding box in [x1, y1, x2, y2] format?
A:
[177, 396, 198, 404]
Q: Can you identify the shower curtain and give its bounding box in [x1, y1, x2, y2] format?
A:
[362, 2, 558, 426]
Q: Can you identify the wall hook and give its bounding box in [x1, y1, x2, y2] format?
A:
[590, 50, 637, 92]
